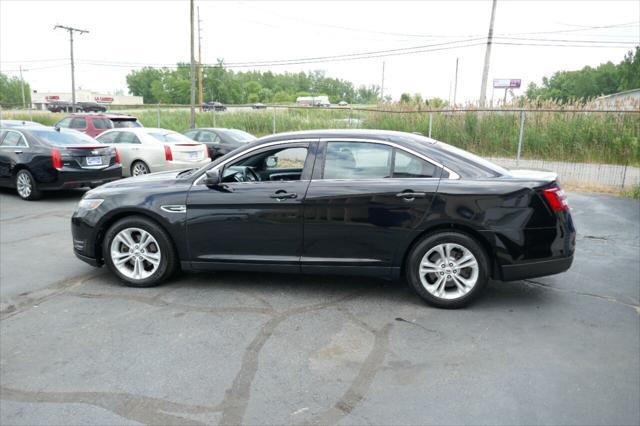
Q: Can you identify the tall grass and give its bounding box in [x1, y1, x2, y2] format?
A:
[4, 103, 639, 165]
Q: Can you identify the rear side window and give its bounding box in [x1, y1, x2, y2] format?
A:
[92, 118, 112, 129]
[1, 131, 27, 147]
[70, 118, 87, 129]
[393, 149, 438, 178]
[183, 130, 198, 140]
[324, 142, 392, 179]
[56, 118, 72, 128]
[198, 131, 219, 143]
[112, 119, 142, 128]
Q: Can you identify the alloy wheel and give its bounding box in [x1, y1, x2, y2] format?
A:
[132, 162, 149, 176]
[110, 227, 162, 280]
[418, 243, 479, 300]
[16, 172, 32, 199]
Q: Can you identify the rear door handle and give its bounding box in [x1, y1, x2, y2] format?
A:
[270, 191, 297, 200]
[14, 150, 23, 154]
[396, 191, 427, 200]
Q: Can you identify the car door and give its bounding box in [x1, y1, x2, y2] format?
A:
[0, 130, 29, 187]
[301, 139, 442, 277]
[185, 140, 316, 272]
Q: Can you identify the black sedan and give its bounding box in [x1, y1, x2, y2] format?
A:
[182, 128, 256, 159]
[0, 127, 122, 200]
[202, 101, 226, 112]
[71, 130, 575, 308]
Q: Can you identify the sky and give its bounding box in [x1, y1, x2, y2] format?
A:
[1, 0, 638, 103]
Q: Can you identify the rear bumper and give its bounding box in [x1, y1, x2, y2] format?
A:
[500, 255, 573, 281]
[39, 165, 122, 190]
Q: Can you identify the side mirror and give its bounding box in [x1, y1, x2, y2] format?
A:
[203, 169, 221, 187]
[265, 155, 278, 168]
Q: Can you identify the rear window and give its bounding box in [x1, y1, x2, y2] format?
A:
[222, 129, 256, 143]
[93, 118, 112, 129]
[112, 119, 142, 128]
[148, 132, 193, 143]
[30, 129, 99, 146]
[436, 142, 509, 176]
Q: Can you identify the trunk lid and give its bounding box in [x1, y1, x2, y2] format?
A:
[168, 142, 208, 162]
[59, 145, 115, 169]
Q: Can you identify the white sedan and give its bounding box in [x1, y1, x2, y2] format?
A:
[96, 128, 211, 176]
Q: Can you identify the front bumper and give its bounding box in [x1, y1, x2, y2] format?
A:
[500, 255, 574, 281]
[74, 250, 102, 267]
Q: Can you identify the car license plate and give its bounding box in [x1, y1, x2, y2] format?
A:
[86, 156, 102, 166]
[188, 152, 200, 160]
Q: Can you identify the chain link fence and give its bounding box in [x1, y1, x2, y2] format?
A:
[2, 103, 638, 189]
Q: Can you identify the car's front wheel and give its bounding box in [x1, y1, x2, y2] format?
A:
[103, 216, 177, 287]
[15, 169, 42, 201]
[406, 231, 489, 308]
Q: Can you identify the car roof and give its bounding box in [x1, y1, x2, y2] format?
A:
[0, 120, 45, 127]
[104, 127, 173, 134]
[256, 129, 438, 144]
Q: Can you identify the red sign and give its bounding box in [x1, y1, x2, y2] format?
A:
[45, 95, 60, 100]
[95, 96, 114, 103]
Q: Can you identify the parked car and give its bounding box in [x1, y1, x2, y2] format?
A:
[77, 102, 107, 113]
[0, 126, 121, 200]
[96, 127, 210, 177]
[71, 129, 575, 308]
[252, 103, 267, 110]
[54, 113, 141, 138]
[47, 101, 75, 113]
[203, 101, 226, 112]
[0, 120, 46, 128]
[182, 128, 256, 159]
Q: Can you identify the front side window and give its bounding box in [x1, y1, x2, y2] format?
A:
[183, 130, 198, 140]
[118, 132, 141, 144]
[222, 145, 308, 183]
[324, 142, 392, 179]
[97, 131, 118, 144]
[393, 149, 438, 178]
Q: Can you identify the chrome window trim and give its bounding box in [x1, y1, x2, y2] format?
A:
[0, 130, 30, 148]
[194, 139, 314, 185]
[319, 137, 460, 180]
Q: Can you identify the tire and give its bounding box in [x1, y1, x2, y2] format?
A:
[131, 161, 150, 176]
[406, 231, 489, 309]
[103, 216, 177, 287]
[15, 169, 42, 201]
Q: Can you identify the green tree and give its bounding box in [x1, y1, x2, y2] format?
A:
[0, 72, 31, 108]
[400, 93, 412, 103]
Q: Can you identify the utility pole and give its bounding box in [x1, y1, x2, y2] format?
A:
[380, 61, 385, 102]
[19, 66, 26, 109]
[479, 0, 497, 106]
[453, 57, 459, 107]
[197, 6, 203, 112]
[54, 25, 88, 113]
[189, 0, 196, 128]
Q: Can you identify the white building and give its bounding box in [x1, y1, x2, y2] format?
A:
[591, 89, 640, 111]
[31, 90, 143, 110]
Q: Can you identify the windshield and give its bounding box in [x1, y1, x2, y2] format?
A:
[436, 141, 510, 176]
[148, 131, 194, 143]
[30, 129, 101, 145]
[112, 119, 142, 128]
[222, 129, 256, 143]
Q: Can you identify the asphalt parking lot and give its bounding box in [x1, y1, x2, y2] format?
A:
[0, 188, 638, 425]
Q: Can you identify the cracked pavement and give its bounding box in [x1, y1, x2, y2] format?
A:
[1, 188, 639, 425]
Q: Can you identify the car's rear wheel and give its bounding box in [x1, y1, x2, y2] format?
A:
[103, 216, 177, 287]
[131, 161, 150, 176]
[15, 170, 42, 201]
[406, 231, 489, 308]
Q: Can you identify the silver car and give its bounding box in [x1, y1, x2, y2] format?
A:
[96, 128, 211, 176]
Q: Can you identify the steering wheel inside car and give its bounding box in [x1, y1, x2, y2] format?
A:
[231, 166, 260, 182]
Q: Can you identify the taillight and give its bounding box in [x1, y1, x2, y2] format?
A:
[542, 186, 569, 212]
[51, 148, 63, 170]
[164, 145, 173, 161]
[114, 147, 121, 164]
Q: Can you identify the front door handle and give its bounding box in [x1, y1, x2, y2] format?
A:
[14, 150, 23, 154]
[395, 191, 427, 200]
[270, 191, 297, 200]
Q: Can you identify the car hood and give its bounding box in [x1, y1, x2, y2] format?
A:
[90, 170, 191, 194]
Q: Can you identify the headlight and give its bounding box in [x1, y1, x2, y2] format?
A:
[77, 198, 104, 210]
